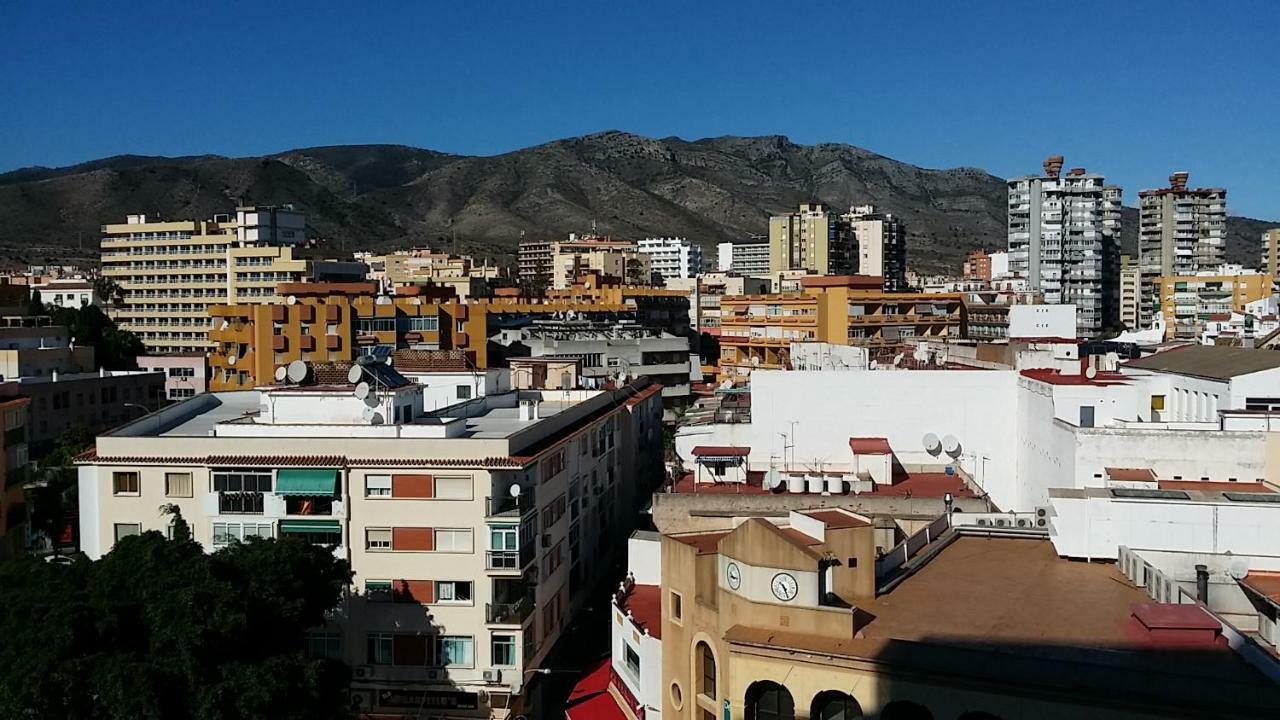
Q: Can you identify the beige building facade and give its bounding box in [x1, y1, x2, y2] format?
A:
[100, 208, 309, 353]
[1138, 172, 1227, 327]
[769, 203, 853, 276]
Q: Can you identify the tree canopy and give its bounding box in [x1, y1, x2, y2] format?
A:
[0, 518, 354, 719]
[26, 293, 144, 371]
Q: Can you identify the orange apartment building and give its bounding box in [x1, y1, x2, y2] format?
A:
[209, 278, 692, 389]
[717, 276, 966, 380]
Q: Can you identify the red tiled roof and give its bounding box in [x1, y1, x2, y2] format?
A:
[391, 349, 472, 373]
[619, 584, 662, 639]
[1106, 467, 1157, 482]
[1019, 368, 1128, 386]
[690, 445, 750, 457]
[780, 527, 823, 547]
[78, 452, 526, 469]
[849, 437, 893, 455]
[803, 509, 872, 529]
[670, 531, 728, 555]
[870, 472, 976, 498]
[623, 382, 662, 407]
[1240, 572, 1280, 605]
[565, 690, 627, 720]
[566, 657, 612, 705]
[1130, 602, 1221, 631]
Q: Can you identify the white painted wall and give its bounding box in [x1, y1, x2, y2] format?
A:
[1051, 494, 1280, 560]
[629, 534, 662, 585]
[1009, 304, 1076, 339]
[612, 605, 662, 717]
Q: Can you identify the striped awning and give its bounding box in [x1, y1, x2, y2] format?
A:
[275, 469, 338, 496]
[279, 519, 341, 534]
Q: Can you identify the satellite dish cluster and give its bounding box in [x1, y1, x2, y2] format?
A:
[923, 432, 962, 458]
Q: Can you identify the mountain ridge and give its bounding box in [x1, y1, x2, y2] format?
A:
[0, 132, 1273, 273]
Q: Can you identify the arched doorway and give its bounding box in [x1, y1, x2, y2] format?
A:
[695, 641, 716, 701]
[811, 690, 863, 720]
[881, 700, 933, 720]
[745, 680, 795, 720]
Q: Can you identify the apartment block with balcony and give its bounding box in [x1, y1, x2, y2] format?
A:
[1007, 156, 1121, 337]
[843, 204, 908, 291]
[1261, 229, 1280, 291]
[637, 237, 702, 281]
[716, 240, 770, 277]
[208, 282, 455, 390]
[1138, 172, 1227, 328]
[518, 234, 652, 290]
[1119, 254, 1142, 330]
[100, 207, 309, 353]
[768, 203, 854, 276]
[1158, 265, 1273, 341]
[76, 362, 665, 717]
[716, 276, 966, 381]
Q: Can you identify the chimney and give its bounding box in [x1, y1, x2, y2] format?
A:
[518, 397, 541, 422]
[1069, 167, 1086, 177]
[1169, 172, 1190, 191]
[1195, 564, 1209, 604]
[1043, 155, 1064, 178]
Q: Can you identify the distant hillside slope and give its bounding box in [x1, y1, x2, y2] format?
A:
[0, 133, 1273, 274]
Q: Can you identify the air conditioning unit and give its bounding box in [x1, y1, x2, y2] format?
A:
[1016, 518, 1029, 528]
[353, 665, 375, 680]
[482, 668, 503, 683]
[1036, 517, 1048, 528]
[994, 518, 1009, 527]
[1036, 507, 1049, 518]
[350, 690, 373, 709]
[976, 518, 991, 527]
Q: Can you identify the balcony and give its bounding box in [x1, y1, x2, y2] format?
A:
[486, 597, 534, 625]
[486, 550, 521, 571]
[486, 491, 535, 518]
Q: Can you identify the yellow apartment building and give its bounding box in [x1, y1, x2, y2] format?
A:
[717, 276, 966, 380]
[1158, 267, 1273, 340]
[100, 208, 309, 353]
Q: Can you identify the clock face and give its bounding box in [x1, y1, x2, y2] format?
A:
[725, 562, 742, 590]
[770, 572, 799, 602]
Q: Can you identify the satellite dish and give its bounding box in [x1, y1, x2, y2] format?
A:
[509, 484, 522, 498]
[274, 366, 287, 382]
[220, 320, 229, 330]
[942, 434, 961, 457]
[923, 433, 942, 455]
[893, 353, 904, 366]
[347, 365, 364, 384]
[763, 469, 783, 491]
[364, 392, 380, 408]
[354, 382, 371, 400]
[368, 411, 385, 425]
[1085, 366, 1098, 379]
[286, 295, 297, 305]
[751, 356, 760, 367]
[361, 406, 375, 421]
[1228, 559, 1249, 580]
[286, 360, 307, 383]
[227, 355, 237, 366]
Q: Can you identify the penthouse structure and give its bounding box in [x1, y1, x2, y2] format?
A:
[1138, 172, 1228, 327]
[100, 208, 309, 353]
[76, 362, 665, 718]
[1007, 156, 1122, 337]
[716, 276, 966, 381]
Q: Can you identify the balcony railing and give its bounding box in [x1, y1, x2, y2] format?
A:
[486, 550, 520, 571]
[486, 492, 535, 518]
[486, 598, 534, 625]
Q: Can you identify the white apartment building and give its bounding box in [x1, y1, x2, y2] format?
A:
[100, 207, 308, 353]
[666, 273, 769, 333]
[1138, 172, 1227, 327]
[637, 237, 702, 281]
[76, 361, 665, 718]
[1007, 157, 1121, 338]
[31, 279, 97, 309]
[675, 344, 1280, 514]
[842, 204, 908, 291]
[715, 240, 770, 277]
[517, 234, 651, 289]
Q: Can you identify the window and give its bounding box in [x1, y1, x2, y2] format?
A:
[113, 471, 140, 495]
[625, 644, 641, 677]
[113, 523, 141, 544]
[366, 528, 392, 550]
[438, 636, 474, 667]
[219, 491, 264, 514]
[367, 633, 393, 665]
[165, 472, 193, 498]
[698, 642, 716, 698]
[434, 528, 473, 552]
[490, 525, 517, 551]
[365, 580, 393, 601]
[491, 634, 517, 667]
[306, 632, 342, 660]
[433, 476, 473, 500]
[671, 591, 683, 622]
[211, 469, 272, 492]
[457, 385, 472, 400]
[365, 474, 392, 497]
[167, 367, 195, 378]
[436, 580, 473, 603]
[212, 522, 272, 546]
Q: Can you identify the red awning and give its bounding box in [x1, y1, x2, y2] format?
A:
[565, 692, 628, 720]
[690, 445, 750, 457]
[849, 437, 893, 455]
[566, 658, 611, 705]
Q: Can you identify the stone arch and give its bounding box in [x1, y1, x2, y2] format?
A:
[745, 680, 795, 720]
[810, 689, 864, 720]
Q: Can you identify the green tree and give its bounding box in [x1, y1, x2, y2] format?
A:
[30, 300, 145, 370]
[0, 515, 353, 720]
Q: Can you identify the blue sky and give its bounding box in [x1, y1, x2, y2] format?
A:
[2, 1, 1277, 217]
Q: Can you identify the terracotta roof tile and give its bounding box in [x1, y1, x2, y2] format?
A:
[78, 453, 526, 469]
[391, 349, 473, 372]
[849, 437, 893, 455]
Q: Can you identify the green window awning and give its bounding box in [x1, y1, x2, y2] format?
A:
[275, 469, 338, 496]
[280, 519, 341, 534]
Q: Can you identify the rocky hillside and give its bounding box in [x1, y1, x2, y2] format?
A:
[0, 132, 1273, 273]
